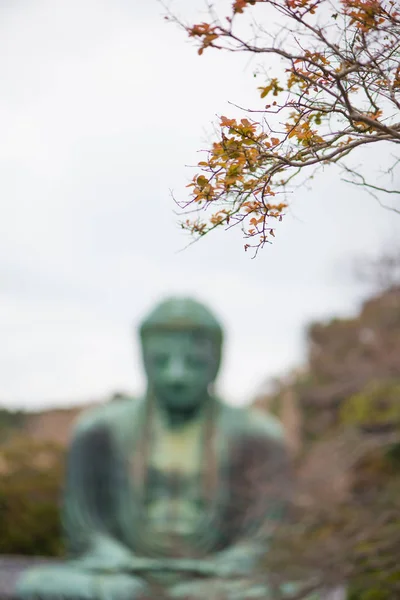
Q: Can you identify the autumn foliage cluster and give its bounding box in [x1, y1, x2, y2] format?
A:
[171, 0, 400, 253]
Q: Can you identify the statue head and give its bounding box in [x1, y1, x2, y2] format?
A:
[139, 297, 223, 414]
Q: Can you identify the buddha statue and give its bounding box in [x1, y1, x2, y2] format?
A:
[17, 297, 292, 599]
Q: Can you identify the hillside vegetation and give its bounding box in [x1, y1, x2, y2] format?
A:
[259, 287, 400, 599]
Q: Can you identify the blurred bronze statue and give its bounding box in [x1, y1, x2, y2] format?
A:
[17, 297, 291, 599]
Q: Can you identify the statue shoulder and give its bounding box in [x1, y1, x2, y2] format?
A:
[246, 407, 285, 443]
[70, 397, 143, 441]
[220, 403, 285, 445]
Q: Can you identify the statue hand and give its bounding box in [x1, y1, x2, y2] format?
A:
[71, 537, 135, 573]
[213, 560, 250, 579]
[212, 547, 259, 579]
[160, 558, 218, 577]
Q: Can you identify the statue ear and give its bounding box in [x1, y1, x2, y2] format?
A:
[208, 382, 216, 396]
[140, 338, 152, 378]
[210, 346, 222, 381]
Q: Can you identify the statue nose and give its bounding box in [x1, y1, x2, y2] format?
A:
[166, 359, 186, 383]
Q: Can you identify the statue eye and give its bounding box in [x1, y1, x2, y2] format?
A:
[186, 355, 207, 368]
[152, 353, 169, 368]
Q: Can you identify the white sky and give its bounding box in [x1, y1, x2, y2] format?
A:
[1, 0, 399, 410]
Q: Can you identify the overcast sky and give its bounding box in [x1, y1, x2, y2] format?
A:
[1, 0, 399, 411]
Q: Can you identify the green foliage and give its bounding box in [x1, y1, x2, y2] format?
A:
[341, 380, 400, 430]
[0, 437, 65, 556]
[0, 407, 25, 438]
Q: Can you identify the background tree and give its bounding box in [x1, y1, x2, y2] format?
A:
[254, 253, 400, 598]
[0, 436, 64, 556]
[169, 0, 400, 254]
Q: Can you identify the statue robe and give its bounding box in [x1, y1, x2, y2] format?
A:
[62, 396, 291, 566]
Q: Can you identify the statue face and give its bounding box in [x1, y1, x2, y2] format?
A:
[142, 330, 217, 412]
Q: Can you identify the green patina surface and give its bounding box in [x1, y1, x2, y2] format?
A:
[17, 297, 295, 600]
